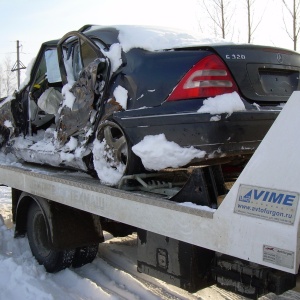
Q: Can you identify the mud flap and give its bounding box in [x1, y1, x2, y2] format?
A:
[137, 230, 215, 293]
[49, 201, 104, 249]
[170, 166, 226, 207]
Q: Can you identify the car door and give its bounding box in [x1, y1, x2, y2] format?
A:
[28, 45, 63, 132]
[0, 43, 62, 140]
[55, 31, 110, 147]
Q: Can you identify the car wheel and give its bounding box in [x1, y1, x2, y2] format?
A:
[95, 121, 144, 177]
[26, 202, 75, 273]
[72, 244, 99, 268]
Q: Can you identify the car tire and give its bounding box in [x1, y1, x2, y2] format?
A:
[95, 120, 144, 176]
[72, 244, 99, 268]
[26, 202, 75, 273]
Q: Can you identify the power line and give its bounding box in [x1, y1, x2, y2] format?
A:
[11, 40, 26, 89]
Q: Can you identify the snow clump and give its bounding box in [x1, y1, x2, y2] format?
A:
[113, 86, 128, 110]
[92, 139, 125, 185]
[132, 133, 206, 171]
[197, 92, 246, 116]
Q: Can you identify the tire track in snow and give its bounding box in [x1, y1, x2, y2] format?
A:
[97, 234, 201, 300]
[74, 257, 160, 300]
[97, 253, 201, 300]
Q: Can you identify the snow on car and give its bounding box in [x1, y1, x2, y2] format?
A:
[0, 25, 299, 185]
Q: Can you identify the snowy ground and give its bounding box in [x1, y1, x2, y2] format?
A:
[0, 185, 300, 299]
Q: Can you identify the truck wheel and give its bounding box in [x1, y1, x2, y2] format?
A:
[27, 202, 75, 273]
[72, 244, 99, 268]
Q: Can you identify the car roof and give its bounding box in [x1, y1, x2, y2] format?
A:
[41, 39, 60, 47]
[42, 25, 230, 52]
[81, 25, 230, 52]
[41, 25, 237, 56]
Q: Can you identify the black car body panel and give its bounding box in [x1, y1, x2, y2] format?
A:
[113, 108, 279, 163]
[209, 44, 300, 103]
[113, 48, 211, 108]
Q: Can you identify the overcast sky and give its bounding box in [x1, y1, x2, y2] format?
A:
[0, 0, 293, 78]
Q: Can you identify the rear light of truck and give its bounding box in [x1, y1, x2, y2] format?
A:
[167, 54, 239, 101]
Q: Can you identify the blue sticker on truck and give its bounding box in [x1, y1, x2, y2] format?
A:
[235, 185, 299, 225]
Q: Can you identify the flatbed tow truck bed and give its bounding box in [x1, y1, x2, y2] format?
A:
[0, 162, 300, 299]
[1, 92, 300, 299]
[0, 162, 215, 245]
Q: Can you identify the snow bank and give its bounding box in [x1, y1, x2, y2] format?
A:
[132, 133, 206, 170]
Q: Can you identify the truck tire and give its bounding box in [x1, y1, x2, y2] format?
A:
[72, 244, 99, 268]
[27, 201, 75, 273]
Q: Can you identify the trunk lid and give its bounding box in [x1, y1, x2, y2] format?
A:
[205, 44, 300, 103]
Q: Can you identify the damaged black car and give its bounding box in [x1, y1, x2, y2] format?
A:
[0, 25, 299, 185]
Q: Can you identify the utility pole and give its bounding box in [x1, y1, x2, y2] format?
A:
[11, 40, 26, 89]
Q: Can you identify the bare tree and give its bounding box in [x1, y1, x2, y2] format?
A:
[245, 0, 265, 43]
[1, 56, 17, 97]
[282, 0, 300, 50]
[201, 0, 235, 39]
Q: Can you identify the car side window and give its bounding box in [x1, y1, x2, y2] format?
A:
[73, 43, 82, 81]
[80, 39, 99, 67]
[31, 49, 62, 98]
[72, 38, 106, 81]
[30, 48, 63, 124]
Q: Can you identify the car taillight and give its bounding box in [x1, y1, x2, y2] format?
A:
[167, 54, 239, 101]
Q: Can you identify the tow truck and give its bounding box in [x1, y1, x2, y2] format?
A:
[1, 92, 300, 299]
